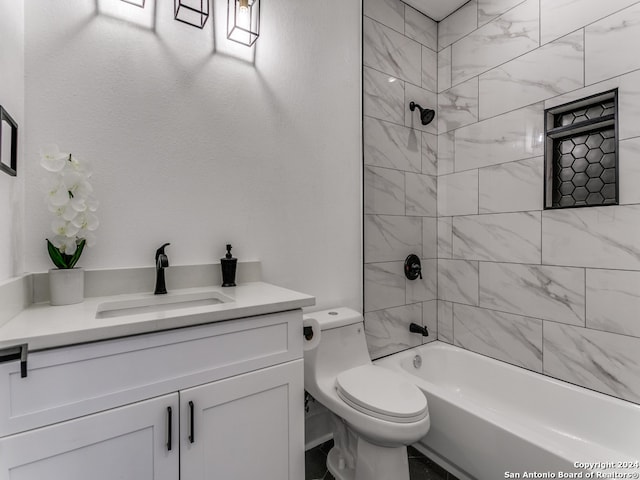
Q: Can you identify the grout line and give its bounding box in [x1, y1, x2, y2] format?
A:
[583, 267, 587, 327]
[365, 64, 438, 95]
[368, 253, 640, 275]
[403, 4, 406, 36]
[539, 0, 541, 47]
[364, 12, 435, 53]
[440, 298, 640, 342]
[451, 302, 455, 344]
[476, 70, 481, 124]
[540, 209, 543, 265]
[477, 162, 480, 214]
[541, 319, 544, 372]
[451, 27, 580, 90]
[583, 27, 586, 87]
[362, 113, 434, 138]
[477, 260, 481, 309]
[361, 0, 366, 318]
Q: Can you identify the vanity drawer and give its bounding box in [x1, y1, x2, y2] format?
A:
[0, 310, 302, 437]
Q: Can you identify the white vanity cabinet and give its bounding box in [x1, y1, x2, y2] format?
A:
[180, 360, 303, 480]
[0, 310, 305, 480]
[0, 393, 180, 480]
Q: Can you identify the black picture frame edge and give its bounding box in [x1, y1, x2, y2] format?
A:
[0, 105, 18, 177]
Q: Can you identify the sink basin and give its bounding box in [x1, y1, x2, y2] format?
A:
[96, 291, 233, 319]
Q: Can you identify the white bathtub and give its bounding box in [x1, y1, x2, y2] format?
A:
[375, 342, 640, 480]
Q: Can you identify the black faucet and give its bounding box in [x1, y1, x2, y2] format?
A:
[154, 243, 170, 294]
[409, 323, 429, 337]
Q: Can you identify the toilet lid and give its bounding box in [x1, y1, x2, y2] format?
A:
[335, 365, 428, 423]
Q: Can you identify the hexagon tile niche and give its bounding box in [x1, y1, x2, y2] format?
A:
[544, 90, 619, 209]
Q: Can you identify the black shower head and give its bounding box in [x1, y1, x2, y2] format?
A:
[409, 101, 435, 126]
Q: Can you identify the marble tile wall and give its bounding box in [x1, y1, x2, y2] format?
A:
[435, 0, 640, 405]
[363, 0, 438, 358]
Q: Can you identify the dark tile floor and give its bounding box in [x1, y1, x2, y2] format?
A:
[305, 440, 459, 480]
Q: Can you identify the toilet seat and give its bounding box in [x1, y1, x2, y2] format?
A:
[335, 365, 428, 424]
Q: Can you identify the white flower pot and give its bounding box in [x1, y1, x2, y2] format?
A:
[49, 268, 85, 306]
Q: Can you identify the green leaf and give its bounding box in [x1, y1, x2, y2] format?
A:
[46, 239, 68, 269]
[67, 239, 86, 269]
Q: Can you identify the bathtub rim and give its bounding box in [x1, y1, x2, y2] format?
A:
[375, 341, 640, 464]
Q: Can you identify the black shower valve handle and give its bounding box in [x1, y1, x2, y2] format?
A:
[404, 254, 422, 280]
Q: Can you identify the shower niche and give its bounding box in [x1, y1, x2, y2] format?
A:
[544, 89, 618, 209]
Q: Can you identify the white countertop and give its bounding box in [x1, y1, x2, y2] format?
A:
[0, 282, 315, 351]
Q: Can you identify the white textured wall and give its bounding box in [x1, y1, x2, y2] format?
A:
[24, 0, 362, 311]
[0, 0, 24, 282]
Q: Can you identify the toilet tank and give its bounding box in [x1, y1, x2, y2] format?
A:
[309, 308, 363, 331]
[303, 308, 372, 391]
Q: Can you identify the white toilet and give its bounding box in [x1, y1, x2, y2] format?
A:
[304, 307, 430, 480]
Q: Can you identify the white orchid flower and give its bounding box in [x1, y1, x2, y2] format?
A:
[44, 179, 71, 207]
[65, 176, 93, 199]
[51, 218, 80, 238]
[40, 145, 69, 173]
[69, 196, 87, 212]
[61, 170, 82, 191]
[82, 232, 97, 247]
[86, 197, 99, 212]
[68, 154, 93, 176]
[48, 203, 79, 222]
[42, 146, 98, 269]
[71, 212, 99, 232]
[50, 235, 78, 255]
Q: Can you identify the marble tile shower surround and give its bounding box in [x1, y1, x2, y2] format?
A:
[478, 262, 585, 326]
[424, 0, 640, 403]
[423, 217, 438, 258]
[437, 300, 454, 343]
[363, 0, 438, 359]
[438, 76, 479, 133]
[545, 68, 640, 142]
[451, 0, 539, 86]
[405, 4, 438, 50]
[478, 30, 584, 120]
[540, 0, 640, 45]
[364, 302, 437, 359]
[437, 47, 452, 93]
[453, 304, 543, 372]
[477, 0, 526, 27]
[454, 103, 544, 172]
[363, 116, 422, 172]
[619, 137, 640, 206]
[421, 47, 438, 91]
[354, 0, 640, 405]
[543, 323, 640, 405]
[452, 211, 541, 264]
[541, 205, 640, 270]
[585, 3, 640, 85]
[364, 17, 422, 86]
[438, 0, 478, 50]
[478, 157, 544, 213]
[586, 269, 640, 339]
[437, 259, 479, 306]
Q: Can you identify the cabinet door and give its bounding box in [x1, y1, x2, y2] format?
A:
[0, 393, 178, 480]
[180, 360, 304, 480]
